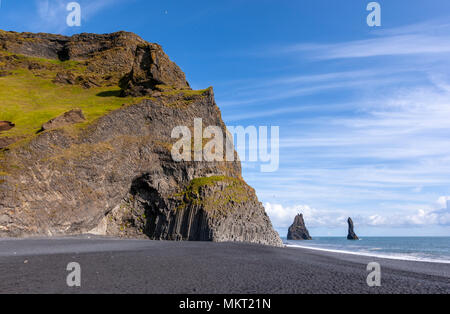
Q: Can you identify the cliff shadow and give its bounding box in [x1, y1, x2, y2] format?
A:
[96, 90, 122, 97]
[129, 174, 212, 241]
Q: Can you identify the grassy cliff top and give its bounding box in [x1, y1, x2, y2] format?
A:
[0, 51, 143, 140]
[0, 50, 208, 145]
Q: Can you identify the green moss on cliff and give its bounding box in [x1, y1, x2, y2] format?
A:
[157, 84, 210, 96]
[175, 176, 251, 213]
[0, 52, 210, 146]
[0, 54, 139, 140]
[169, 88, 210, 97]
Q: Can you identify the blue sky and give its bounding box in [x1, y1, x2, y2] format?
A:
[1, 0, 450, 236]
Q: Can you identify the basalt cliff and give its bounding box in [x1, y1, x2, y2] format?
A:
[0, 30, 282, 247]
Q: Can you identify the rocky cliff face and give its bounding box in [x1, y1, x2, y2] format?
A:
[0, 30, 189, 92]
[0, 30, 282, 247]
[347, 217, 359, 240]
[287, 214, 312, 240]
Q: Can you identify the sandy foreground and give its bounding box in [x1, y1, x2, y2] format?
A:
[0, 236, 448, 294]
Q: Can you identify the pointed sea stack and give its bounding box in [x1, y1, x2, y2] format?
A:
[347, 217, 359, 240]
[287, 214, 312, 240]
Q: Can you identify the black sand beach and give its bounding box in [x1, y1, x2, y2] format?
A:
[0, 237, 448, 294]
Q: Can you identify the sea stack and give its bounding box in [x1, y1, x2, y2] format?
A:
[287, 214, 312, 240]
[347, 217, 359, 240]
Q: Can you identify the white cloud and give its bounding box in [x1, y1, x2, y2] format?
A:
[33, 0, 67, 33]
[244, 80, 450, 222]
[219, 69, 419, 108]
[286, 34, 450, 60]
[265, 196, 450, 231]
[367, 206, 450, 226]
[83, 0, 123, 19]
[437, 196, 450, 208]
[229, 20, 450, 234]
[264, 203, 348, 229]
[281, 20, 450, 60]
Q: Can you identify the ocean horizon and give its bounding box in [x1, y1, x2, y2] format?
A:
[284, 236, 450, 264]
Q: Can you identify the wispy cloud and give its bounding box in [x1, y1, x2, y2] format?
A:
[262, 81, 450, 217]
[286, 34, 450, 60]
[219, 67, 423, 108]
[82, 0, 124, 19]
[282, 19, 450, 60]
[281, 82, 450, 160]
[218, 19, 450, 235]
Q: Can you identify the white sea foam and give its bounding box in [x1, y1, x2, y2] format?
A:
[286, 243, 450, 264]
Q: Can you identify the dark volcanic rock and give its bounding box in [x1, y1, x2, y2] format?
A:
[0, 122, 18, 149]
[347, 217, 359, 240]
[119, 43, 190, 96]
[0, 121, 14, 132]
[287, 214, 312, 240]
[53, 72, 76, 85]
[41, 109, 85, 132]
[0, 137, 17, 149]
[0, 70, 12, 77]
[0, 121, 18, 149]
[0, 30, 188, 91]
[53, 72, 101, 89]
[0, 31, 282, 247]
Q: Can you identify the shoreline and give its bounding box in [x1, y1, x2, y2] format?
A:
[3, 235, 448, 265]
[285, 243, 450, 264]
[0, 237, 449, 293]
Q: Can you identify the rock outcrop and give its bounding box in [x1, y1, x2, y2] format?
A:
[40, 109, 85, 132]
[347, 217, 359, 240]
[0, 122, 16, 149]
[0, 121, 14, 132]
[119, 44, 190, 96]
[0, 30, 189, 90]
[0, 30, 282, 247]
[287, 214, 312, 240]
[0, 137, 16, 149]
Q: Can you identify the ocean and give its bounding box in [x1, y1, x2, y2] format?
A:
[284, 237, 450, 264]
